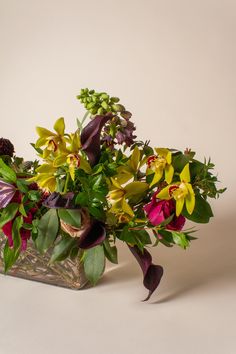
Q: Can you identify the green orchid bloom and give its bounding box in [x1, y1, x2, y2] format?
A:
[115, 146, 147, 184]
[147, 148, 174, 187]
[53, 131, 91, 180]
[108, 177, 149, 219]
[27, 163, 58, 192]
[35, 117, 67, 158]
[157, 163, 195, 216]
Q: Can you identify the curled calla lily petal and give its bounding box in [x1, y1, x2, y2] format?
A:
[43, 192, 75, 209]
[128, 245, 163, 301]
[78, 220, 106, 249]
[0, 179, 16, 208]
[81, 113, 113, 166]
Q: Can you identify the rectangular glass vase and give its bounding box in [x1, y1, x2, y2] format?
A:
[0, 234, 88, 290]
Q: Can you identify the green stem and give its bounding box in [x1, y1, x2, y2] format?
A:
[63, 173, 70, 193]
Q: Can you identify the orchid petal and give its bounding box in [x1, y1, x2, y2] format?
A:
[180, 163, 190, 183]
[129, 146, 140, 172]
[110, 177, 123, 190]
[165, 164, 174, 184]
[36, 126, 55, 139]
[121, 198, 134, 217]
[157, 185, 171, 200]
[53, 117, 65, 136]
[68, 165, 75, 181]
[149, 170, 163, 187]
[176, 197, 185, 216]
[53, 154, 67, 167]
[185, 184, 195, 214]
[124, 181, 149, 198]
[79, 156, 92, 174]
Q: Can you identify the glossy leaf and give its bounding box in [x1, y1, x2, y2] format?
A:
[35, 209, 59, 254]
[0, 203, 19, 229]
[84, 245, 105, 285]
[50, 235, 77, 263]
[103, 239, 118, 264]
[58, 209, 81, 228]
[0, 159, 17, 183]
[182, 194, 213, 223]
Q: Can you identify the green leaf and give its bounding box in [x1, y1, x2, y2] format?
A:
[35, 209, 59, 254]
[19, 203, 27, 217]
[119, 226, 151, 250]
[0, 158, 17, 183]
[58, 209, 81, 228]
[28, 190, 41, 202]
[0, 203, 19, 229]
[103, 239, 118, 264]
[12, 216, 23, 252]
[4, 216, 23, 272]
[84, 245, 105, 285]
[70, 246, 79, 260]
[50, 235, 77, 263]
[4, 241, 16, 273]
[75, 192, 88, 206]
[182, 194, 213, 223]
[172, 153, 190, 172]
[171, 231, 189, 249]
[88, 205, 105, 221]
[16, 179, 28, 193]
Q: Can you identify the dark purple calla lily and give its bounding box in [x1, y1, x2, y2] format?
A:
[43, 192, 75, 209]
[78, 220, 106, 249]
[129, 245, 164, 301]
[43, 192, 106, 249]
[0, 179, 16, 209]
[80, 113, 113, 166]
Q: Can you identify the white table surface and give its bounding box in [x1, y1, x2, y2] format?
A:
[0, 209, 235, 354]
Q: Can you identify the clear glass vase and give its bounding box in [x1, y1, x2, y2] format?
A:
[0, 234, 89, 290]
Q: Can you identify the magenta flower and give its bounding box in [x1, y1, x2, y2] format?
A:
[0, 179, 16, 209]
[144, 192, 185, 231]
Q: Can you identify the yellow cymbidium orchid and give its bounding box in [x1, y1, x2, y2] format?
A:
[115, 146, 147, 184]
[52, 131, 91, 180]
[27, 163, 58, 192]
[157, 163, 195, 216]
[35, 117, 66, 158]
[108, 178, 149, 218]
[147, 148, 174, 187]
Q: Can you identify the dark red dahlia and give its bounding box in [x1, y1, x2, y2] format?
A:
[0, 138, 15, 157]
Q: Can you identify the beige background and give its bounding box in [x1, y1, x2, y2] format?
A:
[0, 1, 236, 353]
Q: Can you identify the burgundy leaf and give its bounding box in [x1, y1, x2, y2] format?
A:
[0, 179, 16, 209]
[129, 245, 164, 301]
[79, 220, 106, 249]
[81, 113, 113, 166]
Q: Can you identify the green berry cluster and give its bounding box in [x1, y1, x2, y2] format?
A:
[77, 88, 127, 116]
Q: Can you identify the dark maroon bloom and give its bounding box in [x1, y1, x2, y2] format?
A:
[115, 119, 136, 147]
[0, 138, 15, 157]
[81, 113, 113, 166]
[144, 192, 186, 231]
[2, 212, 33, 251]
[43, 192, 75, 209]
[129, 245, 163, 301]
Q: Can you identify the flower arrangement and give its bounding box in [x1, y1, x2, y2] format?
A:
[0, 89, 225, 301]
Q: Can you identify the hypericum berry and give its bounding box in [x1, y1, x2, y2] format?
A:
[0, 138, 15, 157]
